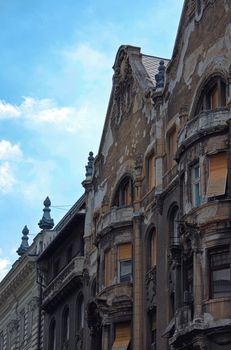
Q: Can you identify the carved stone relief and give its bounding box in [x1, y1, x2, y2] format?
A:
[112, 50, 134, 125]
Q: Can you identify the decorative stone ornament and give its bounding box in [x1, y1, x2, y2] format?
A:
[155, 60, 166, 88]
[85, 151, 94, 178]
[38, 196, 54, 230]
[17, 225, 29, 256]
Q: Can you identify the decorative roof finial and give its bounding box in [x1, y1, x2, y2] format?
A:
[155, 60, 166, 88]
[85, 151, 94, 178]
[17, 225, 29, 256]
[38, 196, 54, 230]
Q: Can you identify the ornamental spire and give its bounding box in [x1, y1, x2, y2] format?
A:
[85, 151, 94, 178]
[38, 196, 54, 230]
[17, 225, 29, 256]
[155, 60, 166, 88]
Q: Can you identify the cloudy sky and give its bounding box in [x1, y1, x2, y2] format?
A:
[0, 0, 184, 280]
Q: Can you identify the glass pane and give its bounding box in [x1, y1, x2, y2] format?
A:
[212, 268, 231, 298]
[211, 251, 229, 267]
[195, 183, 201, 206]
[120, 260, 132, 282]
[194, 165, 199, 179]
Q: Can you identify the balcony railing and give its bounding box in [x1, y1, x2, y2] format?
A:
[163, 164, 178, 189]
[97, 206, 133, 235]
[43, 256, 84, 305]
[178, 108, 230, 149]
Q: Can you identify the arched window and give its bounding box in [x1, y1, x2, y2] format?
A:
[112, 176, 133, 207]
[147, 228, 157, 269]
[76, 294, 84, 331]
[195, 76, 227, 115]
[48, 319, 56, 350]
[62, 307, 70, 345]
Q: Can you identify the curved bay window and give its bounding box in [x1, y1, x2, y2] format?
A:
[195, 76, 227, 115]
[48, 319, 56, 350]
[147, 228, 157, 270]
[113, 176, 133, 207]
[62, 307, 70, 347]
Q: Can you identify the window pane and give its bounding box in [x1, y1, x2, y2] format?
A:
[120, 260, 132, 282]
[211, 251, 230, 267]
[212, 268, 231, 298]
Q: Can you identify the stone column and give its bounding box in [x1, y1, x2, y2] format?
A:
[192, 235, 203, 321]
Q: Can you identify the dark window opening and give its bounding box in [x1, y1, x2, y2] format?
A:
[113, 177, 133, 207]
[209, 247, 231, 299]
[62, 307, 70, 345]
[48, 319, 56, 350]
[196, 77, 227, 115]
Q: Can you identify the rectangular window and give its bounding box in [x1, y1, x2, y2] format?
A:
[191, 163, 201, 207]
[148, 154, 155, 190]
[209, 248, 231, 299]
[207, 152, 227, 197]
[168, 128, 177, 168]
[118, 243, 132, 283]
[112, 322, 131, 349]
[104, 249, 112, 287]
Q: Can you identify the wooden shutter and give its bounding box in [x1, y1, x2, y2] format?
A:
[207, 153, 227, 197]
[112, 323, 131, 349]
[118, 243, 132, 260]
[211, 85, 219, 109]
[151, 230, 157, 267]
[148, 154, 155, 189]
[124, 181, 131, 205]
[104, 249, 111, 287]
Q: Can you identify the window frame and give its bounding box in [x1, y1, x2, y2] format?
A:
[195, 76, 227, 115]
[48, 319, 56, 350]
[117, 243, 132, 283]
[112, 176, 133, 207]
[191, 162, 201, 207]
[209, 247, 231, 299]
[147, 153, 155, 190]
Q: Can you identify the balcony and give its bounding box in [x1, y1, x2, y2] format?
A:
[177, 108, 230, 155]
[96, 206, 133, 236]
[42, 256, 84, 310]
[162, 164, 178, 189]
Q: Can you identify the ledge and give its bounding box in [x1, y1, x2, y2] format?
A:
[176, 108, 230, 158]
[96, 206, 133, 236]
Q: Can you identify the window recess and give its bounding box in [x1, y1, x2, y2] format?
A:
[207, 152, 227, 197]
[118, 243, 132, 283]
[191, 163, 201, 207]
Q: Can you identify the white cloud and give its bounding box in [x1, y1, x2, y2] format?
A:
[63, 43, 112, 81]
[0, 100, 21, 119]
[0, 257, 11, 281]
[0, 140, 22, 161]
[0, 162, 16, 193]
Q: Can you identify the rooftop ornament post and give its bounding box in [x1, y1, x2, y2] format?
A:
[85, 151, 94, 178]
[17, 225, 29, 256]
[38, 196, 54, 230]
[155, 60, 166, 89]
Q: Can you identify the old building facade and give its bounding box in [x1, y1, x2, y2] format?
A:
[1, 1, 231, 350]
[0, 197, 56, 350]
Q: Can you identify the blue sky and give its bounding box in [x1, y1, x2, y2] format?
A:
[0, 0, 184, 279]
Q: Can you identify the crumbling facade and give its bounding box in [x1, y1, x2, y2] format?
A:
[1, 1, 231, 350]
